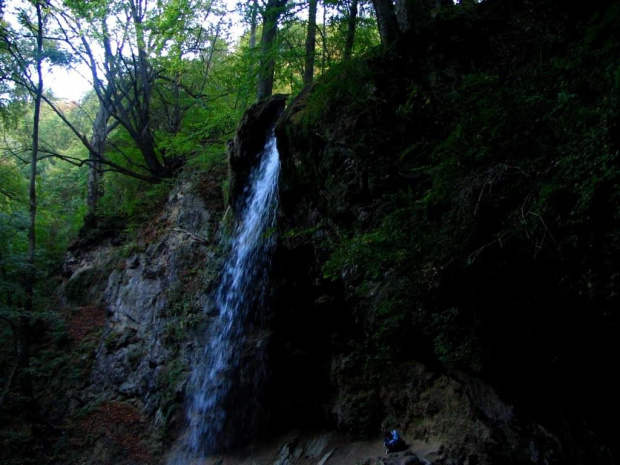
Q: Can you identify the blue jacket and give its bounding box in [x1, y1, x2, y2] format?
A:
[386, 430, 401, 446]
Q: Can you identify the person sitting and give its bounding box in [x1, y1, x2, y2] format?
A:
[383, 429, 407, 453]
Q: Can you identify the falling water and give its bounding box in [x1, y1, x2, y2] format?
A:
[169, 131, 280, 463]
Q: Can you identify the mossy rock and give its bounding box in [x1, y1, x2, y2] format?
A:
[64, 266, 109, 306]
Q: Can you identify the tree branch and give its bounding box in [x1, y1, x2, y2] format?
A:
[172, 228, 208, 244]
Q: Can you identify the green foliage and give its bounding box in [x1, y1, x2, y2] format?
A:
[430, 307, 481, 370]
[301, 56, 378, 128]
[0, 158, 27, 211]
[325, 2, 380, 57]
[234, 1, 380, 99]
[273, 20, 306, 95]
[160, 246, 220, 345]
[323, 201, 420, 282]
[0, 96, 90, 465]
[99, 169, 173, 222]
[63, 267, 102, 305]
[312, 2, 620, 375]
[370, 297, 410, 359]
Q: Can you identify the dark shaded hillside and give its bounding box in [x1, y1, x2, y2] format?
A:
[274, 0, 620, 462]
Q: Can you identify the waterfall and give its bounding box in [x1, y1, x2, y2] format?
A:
[169, 131, 280, 463]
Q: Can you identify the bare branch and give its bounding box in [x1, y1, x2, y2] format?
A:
[172, 228, 208, 244]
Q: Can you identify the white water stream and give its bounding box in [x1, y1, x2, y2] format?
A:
[169, 132, 280, 463]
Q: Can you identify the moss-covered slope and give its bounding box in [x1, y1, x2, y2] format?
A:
[275, 0, 620, 462]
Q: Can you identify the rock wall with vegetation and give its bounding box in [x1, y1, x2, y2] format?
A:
[0, 160, 228, 465]
[273, 0, 620, 463]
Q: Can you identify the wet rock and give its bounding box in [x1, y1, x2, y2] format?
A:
[72, 170, 225, 445]
[305, 433, 333, 458]
[228, 94, 287, 212]
[273, 439, 304, 465]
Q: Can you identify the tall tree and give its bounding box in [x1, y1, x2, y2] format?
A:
[249, 0, 260, 51]
[372, 0, 399, 46]
[0, 0, 55, 420]
[50, 1, 169, 182]
[257, 0, 289, 100]
[51, 0, 228, 184]
[85, 96, 113, 223]
[395, 0, 452, 33]
[22, 0, 45, 409]
[343, 0, 359, 61]
[303, 0, 318, 85]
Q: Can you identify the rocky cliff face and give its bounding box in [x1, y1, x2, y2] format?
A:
[228, 94, 288, 213]
[271, 1, 620, 463]
[271, 111, 565, 463]
[88, 181, 215, 412]
[59, 168, 227, 464]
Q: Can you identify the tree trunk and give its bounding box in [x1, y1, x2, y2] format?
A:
[303, 0, 318, 86]
[131, 2, 166, 176]
[19, 0, 45, 417]
[321, 2, 327, 73]
[343, 0, 359, 61]
[257, 0, 288, 101]
[24, 0, 45, 356]
[395, 0, 438, 32]
[395, 0, 413, 32]
[373, 0, 400, 46]
[87, 16, 165, 182]
[86, 100, 110, 224]
[249, 0, 259, 50]
[243, 0, 259, 109]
